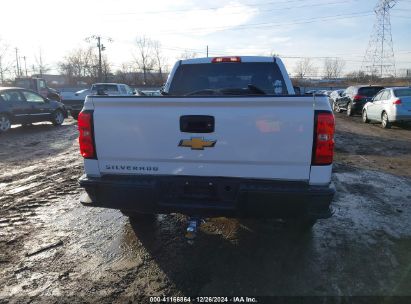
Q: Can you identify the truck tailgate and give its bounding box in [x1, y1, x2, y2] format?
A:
[91, 96, 314, 181]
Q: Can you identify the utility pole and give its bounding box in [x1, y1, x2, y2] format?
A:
[86, 35, 112, 82]
[23, 56, 28, 76]
[15, 48, 20, 77]
[206, 45, 209, 57]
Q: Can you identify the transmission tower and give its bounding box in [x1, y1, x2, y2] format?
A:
[361, 0, 397, 78]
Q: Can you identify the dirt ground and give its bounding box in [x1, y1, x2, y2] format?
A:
[1, 114, 411, 303]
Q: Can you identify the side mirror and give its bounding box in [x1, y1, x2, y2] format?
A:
[44, 98, 50, 103]
[132, 90, 137, 95]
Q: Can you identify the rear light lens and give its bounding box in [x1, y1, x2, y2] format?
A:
[353, 95, 366, 101]
[393, 99, 402, 105]
[78, 111, 96, 159]
[312, 112, 335, 165]
[212, 56, 241, 63]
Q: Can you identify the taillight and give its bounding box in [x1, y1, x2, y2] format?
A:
[78, 111, 96, 159]
[353, 95, 366, 101]
[393, 99, 402, 105]
[312, 112, 335, 166]
[212, 56, 241, 63]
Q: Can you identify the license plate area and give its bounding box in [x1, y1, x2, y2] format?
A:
[160, 178, 239, 204]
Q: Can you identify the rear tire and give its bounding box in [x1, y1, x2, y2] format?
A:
[346, 102, 353, 116]
[0, 114, 11, 133]
[52, 110, 64, 126]
[362, 110, 369, 123]
[381, 112, 391, 129]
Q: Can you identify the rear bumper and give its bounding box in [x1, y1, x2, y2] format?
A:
[79, 175, 335, 219]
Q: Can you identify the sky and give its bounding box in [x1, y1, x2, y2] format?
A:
[0, 0, 410, 77]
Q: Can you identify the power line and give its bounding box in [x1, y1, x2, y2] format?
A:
[154, 11, 373, 35]
[104, 0, 342, 15]
[106, 0, 361, 16]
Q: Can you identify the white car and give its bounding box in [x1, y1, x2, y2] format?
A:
[89, 83, 136, 96]
[362, 87, 411, 128]
[67, 83, 137, 119]
[74, 88, 91, 99]
[329, 89, 345, 108]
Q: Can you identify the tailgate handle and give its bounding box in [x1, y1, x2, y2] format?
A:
[180, 115, 214, 133]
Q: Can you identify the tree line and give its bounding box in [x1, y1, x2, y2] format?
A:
[1, 36, 408, 87]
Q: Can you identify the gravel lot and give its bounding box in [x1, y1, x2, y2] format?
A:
[0, 114, 411, 303]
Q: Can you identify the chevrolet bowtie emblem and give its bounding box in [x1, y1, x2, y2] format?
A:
[178, 137, 217, 150]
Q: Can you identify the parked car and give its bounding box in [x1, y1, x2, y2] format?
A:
[329, 89, 345, 107]
[0, 87, 67, 133]
[62, 83, 136, 120]
[74, 88, 91, 99]
[14, 77, 62, 102]
[140, 90, 162, 96]
[362, 87, 411, 128]
[334, 85, 384, 116]
[316, 90, 332, 96]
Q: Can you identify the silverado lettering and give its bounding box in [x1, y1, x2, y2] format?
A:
[105, 165, 159, 171]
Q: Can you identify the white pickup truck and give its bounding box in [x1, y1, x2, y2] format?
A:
[78, 56, 335, 231]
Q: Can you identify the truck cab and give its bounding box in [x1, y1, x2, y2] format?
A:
[14, 77, 61, 102]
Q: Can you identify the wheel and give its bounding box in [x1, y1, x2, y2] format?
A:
[121, 210, 156, 222]
[285, 217, 317, 232]
[333, 101, 341, 113]
[0, 114, 11, 133]
[362, 110, 369, 123]
[52, 110, 64, 126]
[71, 111, 79, 120]
[346, 102, 353, 116]
[381, 112, 391, 129]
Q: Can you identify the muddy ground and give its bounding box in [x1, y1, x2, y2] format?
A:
[0, 114, 411, 303]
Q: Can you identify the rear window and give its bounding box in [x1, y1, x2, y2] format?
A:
[15, 79, 35, 90]
[394, 88, 411, 97]
[358, 87, 384, 97]
[168, 62, 287, 96]
[91, 84, 119, 92]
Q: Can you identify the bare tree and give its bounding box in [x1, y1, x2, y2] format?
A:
[294, 58, 317, 79]
[180, 50, 197, 60]
[0, 39, 12, 84]
[323, 58, 345, 79]
[34, 49, 50, 76]
[153, 41, 167, 83]
[134, 36, 155, 85]
[58, 47, 111, 85]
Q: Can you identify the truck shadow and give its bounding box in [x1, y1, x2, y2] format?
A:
[128, 215, 317, 296]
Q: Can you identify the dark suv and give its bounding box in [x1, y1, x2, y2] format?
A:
[333, 85, 384, 116]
